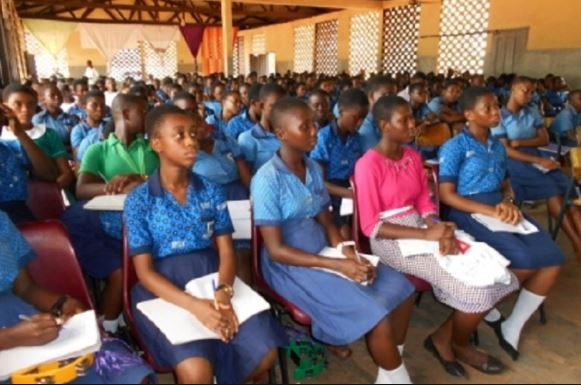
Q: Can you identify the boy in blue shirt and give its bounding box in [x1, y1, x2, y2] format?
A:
[226, 84, 262, 140]
[359, 76, 398, 152]
[238, 83, 286, 173]
[70, 90, 107, 161]
[310, 89, 368, 238]
[308, 90, 332, 130]
[67, 79, 89, 120]
[550, 90, 581, 146]
[205, 91, 242, 140]
[428, 80, 465, 133]
[33, 83, 79, 145]
[172, 90, 197, 114]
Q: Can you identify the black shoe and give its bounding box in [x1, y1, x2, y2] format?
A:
[424, 336, 467, 378]
[463, 355, 506, 375]
[485, 317, 520, 361]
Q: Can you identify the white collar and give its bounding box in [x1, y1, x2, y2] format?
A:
[1, 124, 47, 141]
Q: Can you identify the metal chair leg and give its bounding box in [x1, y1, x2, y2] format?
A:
[415, 292, 424, 307]
[278, 347, 289, 384]
[552, 178, 576, 240]
[540, 304, 548, 325]
[471, 330, 480, 347]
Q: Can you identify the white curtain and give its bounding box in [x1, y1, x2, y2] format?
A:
[79, 23, 142, 60]
[140, 25, 179, 52]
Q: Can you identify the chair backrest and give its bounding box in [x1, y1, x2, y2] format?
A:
[350, 178, 371, 254]
[570, 147, 581, 181]
[26, 180, 67, 221]
[416, 123, 452, 147]
[18, 220, 93, 310]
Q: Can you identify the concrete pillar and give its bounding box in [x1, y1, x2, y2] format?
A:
[221, 0, 234, 76]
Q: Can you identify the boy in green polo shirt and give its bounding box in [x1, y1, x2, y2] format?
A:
[62, 93, 159, 335]
[1, 84, 75, 193]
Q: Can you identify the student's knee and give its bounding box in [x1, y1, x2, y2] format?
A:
[107, 268, 123, 285]
[247, 348, 278, 382]
[176, 357, 214, 384]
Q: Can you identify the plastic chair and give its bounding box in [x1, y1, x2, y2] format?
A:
[18, 220, 93, 310]
[121, 229, 176, 377]
[416, 122, 452, 148]
[26, 180, 67, 221]
[349, 178, 433, 306]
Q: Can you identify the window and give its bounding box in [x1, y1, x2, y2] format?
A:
[438, 0, 490, 75]
[233, 36, 245, 77]
[110, 48, 142, 81]
[315, 20, 339, 76]
[349, 11, 381, 77]
[252, 33, 266, 56]
[24, 32, 69, 79]
[294, 25, 315, 73]
[382, 4, 421, 75]
[142, 41, 178, 80]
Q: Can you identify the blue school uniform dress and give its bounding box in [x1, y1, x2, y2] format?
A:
[204, 100, 223, 117]
[359, 112, 381, 152]
[156, 90, 171, 104]
[76, 129, 102, 161]
[251, 154, 414, 345]
[492, 106, 569, 201]
[193, 136, 249, 201]
[71, 121, 107, 150]
[68, 104, 87, 121]
[0, 211, 153, 385]
[310, 120, 363, 225]
[439, 130, 565, 269]
[412, 103, 440, 160]
[32, 109, 78, 145]
[0, 143, 34, 224]
[225, 110, 256, 140]
[205, 113, 230, 141]
[427, 97, 461, 116]
[124, 171, 286, 382]
[551, 104, 580, 147]
[238, 123, 281, 174]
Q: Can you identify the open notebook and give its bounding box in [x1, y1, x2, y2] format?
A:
[471, 214, 538, 235]
[0, 311, 102, 381]
[317, 247, 380, 286]
[136, 273, 271, 345]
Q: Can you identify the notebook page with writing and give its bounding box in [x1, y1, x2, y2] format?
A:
[315, 247, 380, 285]
[0, 311, 101, 381]
[136, 274, 270, 345]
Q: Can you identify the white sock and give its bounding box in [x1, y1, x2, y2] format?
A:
[485, 308, 502, 323]
[501, 289, 545, 349]
[375, 364, 412, 384]
[102, 318, 120, 333]
[398, 345, 405, 356]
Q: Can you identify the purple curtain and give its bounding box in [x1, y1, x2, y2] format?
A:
[180, 25, 205, 58]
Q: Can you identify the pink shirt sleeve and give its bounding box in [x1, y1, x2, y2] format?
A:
[411, 150, 438, 216]
[354, 153, 384, 237]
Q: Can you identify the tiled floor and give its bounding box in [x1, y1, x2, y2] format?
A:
[158, 204, 581, 384]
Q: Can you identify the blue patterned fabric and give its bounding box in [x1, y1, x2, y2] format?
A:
[551, 104, 580, 136]
[193, 137, 243, 185]
[310, 120, 363, 180]
[225, 110, 256, 140]
[439, 129, 509, 196]
[0, 211, 35, 293]
[124, 170, 234, 259]
[238, 123, 280, 174]
[32, 109, 78, 144]
[0, 143, 29, 203]
[358, 112, 381, 152]
[491, 106, 544, 140]
[71, 121, 107, 149]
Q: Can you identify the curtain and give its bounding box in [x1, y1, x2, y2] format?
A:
[140, 25, 179, 52]
[79, 23, 141, 61]
[23, 19, 77, 58]
[199, 27, 239, 75]
[180, 25, 205, 58]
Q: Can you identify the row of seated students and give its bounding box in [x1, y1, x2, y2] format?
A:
[0, 69, 578, 383]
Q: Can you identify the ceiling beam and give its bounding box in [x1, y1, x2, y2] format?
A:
[20, 14, 222, 26]
[204, 0, 383, 10]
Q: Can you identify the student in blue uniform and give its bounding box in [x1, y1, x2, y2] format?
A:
[204, 82, 226, 117]
[409, 83, 442, 160]
[0, 210, 153, 385]
[225, 84, 262, 140]
[0, 88, 58, 224]
[67, 79, 89, 120]
[359, 76, 399, 152]
[173, 91, 198, 114]
[62, 94, 158, 335]
[33, 83, 79, 146]
[252, 98, 416, 385]
[550, 90, 581, 147]
[308, 89, 332, 130]
[205, 91, 242, 140]
[124, 105, 285, 384]
[491, 76, 581, 260]
[310, 89, 368, 239]
[428, 80, 464, 134]
[238, 83, 286, 174]
[439, 87, 565, 362]
[70, 90, 108, 161]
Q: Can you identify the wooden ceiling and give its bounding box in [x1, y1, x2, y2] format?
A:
[13, 0, 340, 29]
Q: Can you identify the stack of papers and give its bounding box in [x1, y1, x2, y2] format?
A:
[84, 194, 127, 211]
[137, 273, 270, 345]
[317, 247, 380, 285]
[0, 311, 102, 381]
[471, 214, 538, 235]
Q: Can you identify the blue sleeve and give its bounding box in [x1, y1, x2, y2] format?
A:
[124, 189, 153, 256]
[491, 120, 508, 138]
[209, 182, 235, 236]
[551, 110, 573, 135]
[206, 114, 217, 126]
[226, 136, 243, 160]
[532, 108, 544, 129]
[359, 120, 379, 153]
[225, 117, 241, 140]
[0, 212, 35, 271]
[428, 98, 443, 115]
[311, 162, 332, 212]
[70, 124, 84, 148]
[238, 132, 256, 167]
[309, 129, 330, 164]
[251, 168, 283, 226]
[438, 139, 463, 184]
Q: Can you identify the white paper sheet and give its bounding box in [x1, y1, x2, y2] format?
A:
[316, 247, 380, 285]
[0, 311, 102, 381]
[136, 274, 270, 345]
[340, 198, 354, 217]
[227, 200, 251, 240]
[83, 194, 127, 211]
[471, 214, 538, 235]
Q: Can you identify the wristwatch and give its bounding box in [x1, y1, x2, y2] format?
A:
[503, 196, 516, 205]
[214, 284, 235, 299]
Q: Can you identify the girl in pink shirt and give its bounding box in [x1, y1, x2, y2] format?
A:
[354, 96, 517, 378]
